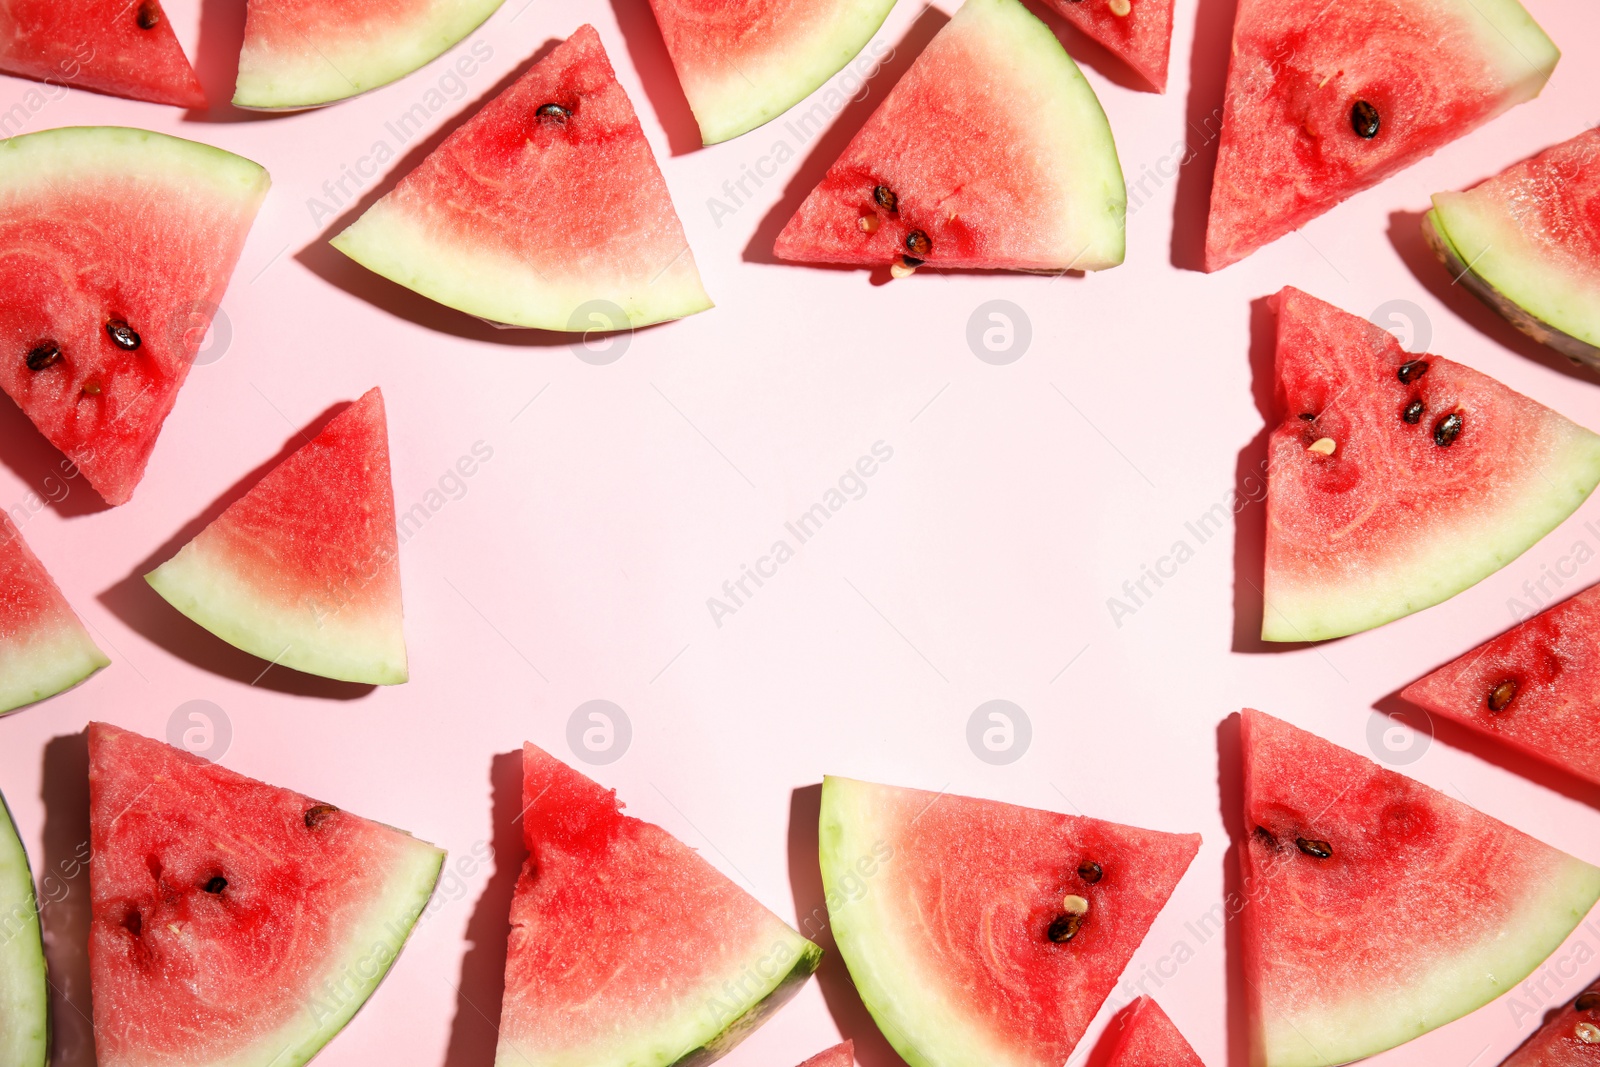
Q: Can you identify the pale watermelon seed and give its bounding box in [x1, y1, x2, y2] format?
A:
[858, 215, 880, 234]
[1078, 860, 1103, 883]
[1295, 837, 1333, 859]
[304, 803, 339, 829]
[1433, 413, 1464, 447]
[1403, 399, 1424, 424]
[203, 876, 227, 894]
[1047, 913, 1083, 943]
[889, 260, 918, 280]
[1307, 438, 1336, 456]
[1577, 1023, 1600, 1044]
[1397, 360, 1428, 383]
[106, 320, 141, 351]
[536, 104, 572, 124]
[1350, 101, 1381, 140]
[1487, 680, 1517, 713]
[906, 231, 932, 257]
[873, 185, 898, 213]
[25, 342, 61, 371]
[136, 2, 161, 29]
[81, 380, 102, 397]
[1109, 0, 1131, 15]
[1062, 894, 1090, 915]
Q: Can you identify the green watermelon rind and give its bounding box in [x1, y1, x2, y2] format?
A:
[232, 0, 507, 110]
[1454, 0, 1562, 93]
[1423, 206, 1600, 367]
[1259, 855, 1600, 1067]
[0, 790, 47, 1067]
[665, 938, 824, 1067]
[0, 126, 269, 205]
[0, 627, 110, 716]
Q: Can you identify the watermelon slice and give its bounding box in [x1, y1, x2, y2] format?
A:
[0, 511, 108, 714]
[773, 0, 1126, 274]
[797, 1040, 855, 1067]
[1500, 981, 1600, 1066]
[145, 388, 407, 686]
[1425, 129, 1600, 365]
[0, 787, 47, 1067]
[87, 722, 444, 1067]
[234, 0, 505, 109]
[0, 126, 269, 506]
[1040, 0, 1174, 92]
[1261, 287, 1600, 642]
[1203, 0, 1559, 271]
[1240, 709, 1600, 1067]
[1101, 997, 1204, 1067]
[0, 0, 205, 108]
[331, 25, 712, 331]
[1401, 583, 1600, 786]
[496, 744, 822, 1067]
[818, 776, 1200, 1067]
[645, 0, 898, 144]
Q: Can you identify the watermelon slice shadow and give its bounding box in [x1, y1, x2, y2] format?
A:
[1075, 998, 1152, 1067]
[1215, 713, 1254, 1067]
[1385, 209, 1597, 385]
[1168, 0, 1237, 271]
[786, 783, 909, 1067]
[440, 749, 525, 1067]
[0, 401, 113, 518]
[179, 0, 281, 123]
[36, 731, 97, 1067]
[95, 402, 378, 699]
[607, 0, 703, 156]
[741, 6, 949, 277]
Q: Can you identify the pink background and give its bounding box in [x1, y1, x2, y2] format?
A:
[3, 0, 1600, 1065]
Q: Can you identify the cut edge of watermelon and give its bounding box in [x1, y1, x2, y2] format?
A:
[145, 542, 407, 686]
[1423, 205, 1600, 365]
[0, 788, 48, 1067]
[232, 0, 507, 109]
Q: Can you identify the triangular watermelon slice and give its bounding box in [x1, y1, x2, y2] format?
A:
[796, 1040, 855, 1067]
[646, 0, 898, 144]
[818, 776, 1200, 1067]
[0, 511, 108, 714]
[1240, 709, 1600, 1067]
[1102, 997, 1204, 1067]
[1203, 0, 1559, 270]
[496, 744, 822, 1067]
[0, 127, 268, 506]
[87, 723, 444, 1067]
[234, 0, 505, 109]
[774, 0, 1126, 274]
[0, 0, 205, 108]
[0, 786, 48, 1067]
[1401, 583, 1600, 787]
[1261, 287, 1600, 642]
[1041, 0, 1174, 92]
[1500, 981, 1600, 1066]
[331, 25, 712, 331]
[145, 388, 407, 685]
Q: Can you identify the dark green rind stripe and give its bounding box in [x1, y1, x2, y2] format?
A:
[670, 941, 825, 1067]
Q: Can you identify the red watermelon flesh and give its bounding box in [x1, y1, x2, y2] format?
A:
[1042, 0, 1173, 92]
[1501, 981, 1600, 1066]
[818, 776, 1200, 1067]
[0, 127, 268, 506]
[145, 387, 406, 686]
[1102, 997, 1204, 1067]
[1261, 287, 1600, 642]
[0, 510, 107, 714]
[796, 1040, 854, 1067]
[86, 722, 444, 1067]
[1204, 0, 1559, 270]
[0, 0, 204, 108]
[1240, 709, 1600, 1067]
[1401, 583, 1600, 787]
[497, 744, 822, 1067]
[773, 0, 1126, 273]
[330, 25, 711, 331]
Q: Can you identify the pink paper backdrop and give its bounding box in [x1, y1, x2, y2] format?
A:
[2, 1, 1599, 1065]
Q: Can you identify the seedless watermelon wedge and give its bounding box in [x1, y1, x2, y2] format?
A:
[87, 723, 444, 1067]
[234, 0, 505, 109]
[818, 776, 1200, 1067]
[0, 787, 47, 1067]
[0, 0, 205, 108]
[496, 744, 821, 1067]
[774, 0, 1126, 273]
[1500, 981, 1600, 1066]
[0, 127, 269, 506]
[1261, 288, 1600, 642]
[331, 26, 711, 331]
[1401, 583, 1600, 786]
[146, 388, 406, 685]
[796, 1040, 855, 1067]
[1101, 997, 1203, 1067]
[1040, 0, 1174, 92]
[0, 512, 108, 714]
[1425, 129, 1600, 365]
[1241, 709, 1600, 1067]
[646, 0, 898, 144]
[1204, 0, 1558, 271]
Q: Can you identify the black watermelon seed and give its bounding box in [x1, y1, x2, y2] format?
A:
[1397, 360, 1428, 384]
[1487, 679, 1517, 712]
[26, 342, 61, 371]
[80, 380, 102, 397]
[905, 230, 931, 257]
[1296, 837, 1333, 859]
[122, 909, 143, 936]
[901, 255, 924, 268]
[1078, 860, 1103, 883]
[106, 320, 141, 351]
[304, 804, 339, 829]
[1403, 399, 1424, 424]
[1577, 991, 1600, 1011]
[1299, 413, 1316, 421]
[536, 103, 571, 123]
[1047, 913, 1083, 943]
[1433, 412, 1464, 447]
[203, 876, 227, 894]
[136, 2, 161, 29]
[873, 185, 898, 213]
[1253, 825, 1277, 848]
[1351, 100, 1381, 139]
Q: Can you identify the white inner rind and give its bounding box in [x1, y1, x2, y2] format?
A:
[233, 0, 506, 109]
[146, 539, 408, 686]
[1453, 0, 1561, 97]
[0, 624, 110, 715]
[1263, 422, 1600, 642]
[818, 776, 1030, 1067]
[1259, 855, 1600, 1067]
[0, 795, 47, 1067]
[0, 126, 269, 211]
